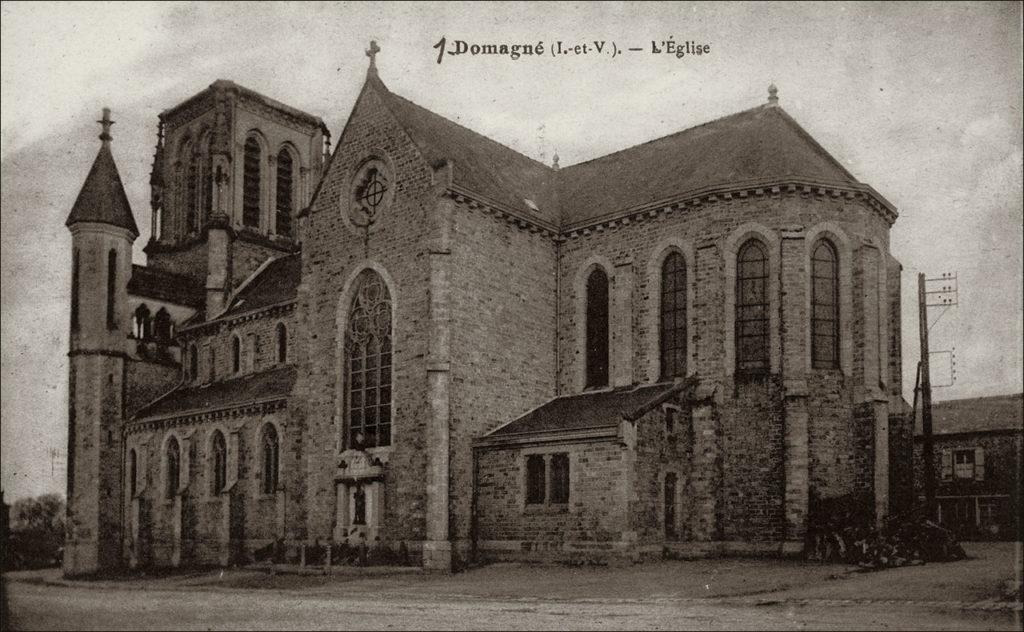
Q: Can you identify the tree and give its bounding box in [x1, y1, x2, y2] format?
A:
[5, 494, 65, 569]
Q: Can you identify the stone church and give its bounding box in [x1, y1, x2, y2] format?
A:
[63, 45, 912, 575]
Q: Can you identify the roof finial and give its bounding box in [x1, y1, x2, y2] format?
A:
[767, 83, 779, 106]
[366, 40, 380, 75]
[98, 107, 114, 144]
[552, 152, 560, 170]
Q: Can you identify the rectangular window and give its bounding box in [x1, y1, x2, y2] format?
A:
[549, 453, 570, 504]
[953, 449, 975, 480]
[526, 455, 545, 505]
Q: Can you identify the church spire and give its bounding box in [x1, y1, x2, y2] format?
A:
[66, 107, 140, 236]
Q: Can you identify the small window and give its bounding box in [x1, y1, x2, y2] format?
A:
[276, 149, 293, 238]
[166, 437, 181, 499]
[585, 268, 609, 388]
[71, 250, 80, 331]
[261, 425, 279, 494]
[106, 249, 117, 330]
[526, 455, 546, 505]
[134, 304, 151, 339]
[211, 431, 227, 494]
[953, 449, 975, 479]
[188, 344, 198, 381]
[153, 308, 172, 341]
[549, 453, 570, 504]
[231, 336, 241, 374]
[276, 323, 288, 364]
[128, 448, 138, 498]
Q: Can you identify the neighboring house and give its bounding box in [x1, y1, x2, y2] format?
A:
[63, 44, 910, 575]
[914, 393, 1023, 540]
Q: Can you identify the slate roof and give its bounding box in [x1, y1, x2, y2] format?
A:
[373, 76, 870, 228]
[486, 382, 682, 438]
[221, 253, 301, 318]
[378, 79, 558, 223]
[128, 265, 204, 308]
[915, 393, 1023, 436]
[66, 143, 140, 235]
[134, 365, 297, 420]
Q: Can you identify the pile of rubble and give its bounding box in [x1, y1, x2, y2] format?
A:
[807, 498, 966, 570]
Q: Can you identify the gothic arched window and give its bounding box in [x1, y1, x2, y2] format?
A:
[200, 133, 213, 221]
[186, 144, 199, 234]
[664, 472, 677, 539]
[211, 430, 227, 494]
[585, 268, 609, 388]
[811, 240, 840, 369]
[231, 335, 241, 374]
[261, 424, 279, 494]
[166, 437, 180, 499]
[153, 308, 171, 341]
[106, 249, 117, 330]
[276, 323, 288, 364]
[242, 137, 261, 228]
[345, 269, 393, 449]
[134, 304, 151, 339]
[660, 252, 687, 379]
[736, 240, 769, 373]
[188, 344, 198, 381]
[276, 149, 293, 238]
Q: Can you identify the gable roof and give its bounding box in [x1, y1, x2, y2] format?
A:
[128, 265, 204, 308]
[66, 143, 140, 236]
[485, 382, 682, 439]
[370, 76, 874, 228]
[915, 393, 1023, 436]
[376, 78, 558, 224]
[133, 365, 296, 420]
[221, 253, 301, 318]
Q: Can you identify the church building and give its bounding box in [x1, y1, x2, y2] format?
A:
[63, 45, 912, 575]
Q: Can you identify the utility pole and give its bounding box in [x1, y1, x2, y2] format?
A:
[918, 271, 958, 518]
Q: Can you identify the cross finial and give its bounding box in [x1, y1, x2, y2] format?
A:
[98, 107, 114, 143]
[552, 152, 560, 170]
[366, 40, 381, 71]
[767, 83, 779, 106]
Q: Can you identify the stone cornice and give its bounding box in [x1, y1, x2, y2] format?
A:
[127, 397, 287, 434]
[178, 300, 295, 339]
[445, 185, 560, 239]
[472, 425, 618, 449]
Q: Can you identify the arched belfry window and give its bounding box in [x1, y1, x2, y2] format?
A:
[211, 430, 227, 494]
[153, 308, 171, 341]
[242, 137, 262, 228]
[811, 240, 840, 369]
[276, 149, 293, 238]
[736, 240, 769, 373]
[276, 323, 288, 364]
[166, 437, 180, 499]
[585, 268, 609, 388]
[660, 252, 687, 379]
[134, 304, 151, 339]
[188, 344, 198, 381]
[261, 424, 279, 494]
[345, 269, 393, 449]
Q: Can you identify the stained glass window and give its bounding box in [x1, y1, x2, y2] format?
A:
[811, 240, 839, 369]
[345, 270, 392, 449]
[660, 252, 687, 379]
[585, 268, 609, 388]
[276, 149, 293, 237]
[243, 137, 261, 228]
[736, 240, 769, 373]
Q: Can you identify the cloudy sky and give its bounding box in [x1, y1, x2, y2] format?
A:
[2, 1, 1021, 501]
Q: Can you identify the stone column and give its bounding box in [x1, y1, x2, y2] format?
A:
[424, 198, 454, 570]
[612, 259, 634, 387]
[780, 229, 809, 551]
[859, 242, 890, 525]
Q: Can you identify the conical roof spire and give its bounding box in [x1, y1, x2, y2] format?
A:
[66, 107, 139, 236]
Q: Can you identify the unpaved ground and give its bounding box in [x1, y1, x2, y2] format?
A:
[2, 543, 1020, 630]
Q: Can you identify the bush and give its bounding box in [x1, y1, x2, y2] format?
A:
[4, 494, 65, 570]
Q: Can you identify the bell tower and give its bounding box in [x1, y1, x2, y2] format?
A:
[64, 108, 139, 575]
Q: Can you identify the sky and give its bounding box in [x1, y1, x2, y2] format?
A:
[1, 1, 1021, 502]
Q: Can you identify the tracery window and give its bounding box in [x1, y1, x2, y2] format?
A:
[585, 268, 609, 388]
[660, 252, 687, 379]
[261, 424, 279, 494]
[344, 269, 393, 449]
[276, 149, 293, 238]
[811, 240, 839, 369]
[166, 437, 180, 499]
[211, 430, 227, 494]
[736, 240, 769, 373]
[242, 137, 261, 228]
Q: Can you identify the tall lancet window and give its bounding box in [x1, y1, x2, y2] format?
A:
[811, 240, 840, 369]
[276, 149, 293, 238]
[165, 437, 180, 499]
[736, 240, 769, 373]
[200, 133, 213, 221]
[186, 142, 199, 234]
[242, 137, 261, 228]
[345, 269, 393, 449]
[585, 268, 609, 388]
[660, 252, 687, 379]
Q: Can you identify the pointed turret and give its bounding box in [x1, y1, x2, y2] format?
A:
[66, 108, 140, 236]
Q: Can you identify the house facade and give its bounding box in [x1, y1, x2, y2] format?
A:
[63, 47, 910, 575]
